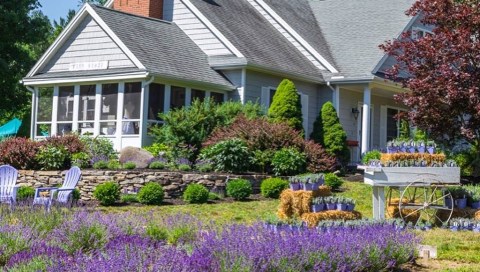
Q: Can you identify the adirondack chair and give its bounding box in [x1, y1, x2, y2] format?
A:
[33, 166, 81, 210]
[0, 165, 19, 206]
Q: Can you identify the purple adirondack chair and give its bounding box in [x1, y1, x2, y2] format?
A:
[0, 165, 19, 206]
[33, 166, 81, 210]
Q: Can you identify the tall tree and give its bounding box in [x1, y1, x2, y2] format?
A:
[0, 0, 51, 130]
[268, 79, 303, 132]
[380, 0, 480, 173]
[317, 102, 349, 165]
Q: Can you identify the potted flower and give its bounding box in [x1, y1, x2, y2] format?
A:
[387, 141, 397, 154]
[473, 222, 480, 233]
[302, 177, 316, 191]
[346, 198, 356, 211]
[417, 141, 426, 154]
[336, 197, 348, 211]
[311, 197, 325, 213]
[450, 187, 468, 209]
[424, 221, 432, 231]
[288, 177, 301, 191]
[427, 141, 436, 154]
[470, 192, 480, 209]
[325, 197, 337, 210]
[450, 220, 459, 232]
[399, 141, 407, 153]
[407, 141, 416, 154]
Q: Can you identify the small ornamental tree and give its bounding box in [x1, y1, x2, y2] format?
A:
[318, 102, 349, 164]
[380, 0, 480, 175]
[268, 79, 303, 132]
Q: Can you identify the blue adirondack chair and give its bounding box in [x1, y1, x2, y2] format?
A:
[33, 166, 82, 210]
[0, 165, 19, 206]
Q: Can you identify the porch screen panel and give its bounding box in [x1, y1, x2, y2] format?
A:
[171, 86, 186, 109]
[122, 82, 141, 135]
[148, 84, 165, 121]
[100, 83, 118, 135]
[57, 86, 74, 135]
[78, 85, 96, 135]
[36, 87, 53, 137]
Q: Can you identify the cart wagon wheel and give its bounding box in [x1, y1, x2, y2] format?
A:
[399, 180, 454, 227]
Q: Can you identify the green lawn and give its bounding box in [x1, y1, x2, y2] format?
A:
[98, 180, 480, 270]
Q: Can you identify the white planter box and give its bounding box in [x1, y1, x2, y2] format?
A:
[364, 167, 461, 187]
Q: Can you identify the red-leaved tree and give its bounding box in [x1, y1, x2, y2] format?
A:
[380, 0, 480, 171]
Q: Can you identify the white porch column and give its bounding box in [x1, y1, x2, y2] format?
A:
[361, 86, 371, 155]
[185, 87, 192, 106]
[51, 86, 59, 136]
[94, 84, 102, 136]
[140, 82, 149, 146]
[30, 89, 37, 139]
[164, 85, 171, 113]
[116, 82, 125, 149]
[333, 85, 340, 116]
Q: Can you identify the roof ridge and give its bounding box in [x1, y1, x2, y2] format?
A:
[90, 4, 173, 25]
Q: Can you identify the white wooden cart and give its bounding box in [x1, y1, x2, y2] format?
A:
[362, 166, 461, 225]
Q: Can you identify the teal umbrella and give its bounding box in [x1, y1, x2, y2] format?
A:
[0, 118, 22, 138]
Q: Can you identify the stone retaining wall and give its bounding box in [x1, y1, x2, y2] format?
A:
[17, 170, 272, 201]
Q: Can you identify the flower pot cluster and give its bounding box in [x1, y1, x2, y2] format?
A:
[447, 218, 480, 232]
[386, 140, 436, 154]
[379, 153, 448, 167]
[447, 186, 480, 209]
[311, 196, 355, 212]
[288, 174, 324, 191]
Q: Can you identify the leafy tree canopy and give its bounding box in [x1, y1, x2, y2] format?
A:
[0, 0, 51, 129]
[381, 0, 480, 148]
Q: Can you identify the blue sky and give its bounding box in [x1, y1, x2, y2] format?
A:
[39, 0, 79, 23]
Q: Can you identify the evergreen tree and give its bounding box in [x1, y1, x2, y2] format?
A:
[318, 102, 349, 164]
[310, 107, 324, 145]
[268, 79, 303, 132]
[399, 119, 410, 140]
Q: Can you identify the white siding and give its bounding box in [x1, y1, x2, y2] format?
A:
[172, 0, 233, 56]
[246, 0, 326, 71]
[222, 69, 243, 101]
[245, 70, 322, 136]
[42, 16, 136, 73]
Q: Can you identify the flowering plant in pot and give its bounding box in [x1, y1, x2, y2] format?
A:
[325, 197, 337, 210]
[465, 185, 480, 209]
[427, 141, 436, 154]
[346, 198, 356, 211]
[449, 186, 468, 209]
[407, 141, 416, 154]
[474, 222, 480, 233]
[299, 174, 324, 191]
[311, 197, 325, 213]
[336, 196, 348, 211]
[288, 177, 301, 191]
[417, 141, 426, 154]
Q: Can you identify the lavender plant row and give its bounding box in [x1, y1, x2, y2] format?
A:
[1, 208, 417, 272]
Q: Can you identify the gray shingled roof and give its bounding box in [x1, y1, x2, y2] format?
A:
[308, 0, 414, 78]
[263, 0, 337, 70]
[189, 0, 324, 82]
[91, 5, 234, 89]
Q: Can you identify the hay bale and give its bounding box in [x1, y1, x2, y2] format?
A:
[386, 198, 419, 223]
[277, 188, 332, 219]
[475, 210, 480, 220]
[301, 211, 362, 227]
[437, 207, 478, 221]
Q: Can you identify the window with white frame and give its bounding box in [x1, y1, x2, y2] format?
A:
[100, 83, 118, 136]
[36, 87, 54, 137]
[386, 108, 407, 142]
[57, 86, 74, 135]
[78, 85, 96, 135]
[261, 87, 276, 111]
[122, 82, 141, 135]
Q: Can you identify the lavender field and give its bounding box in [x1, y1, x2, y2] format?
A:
[0, 207, 417, 272]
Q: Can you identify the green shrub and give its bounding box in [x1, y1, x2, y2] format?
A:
[145, 224, 168, 241]
[121, 194, 138, 203]
[399, 119, 410, 140]
[17, 186, 35, 200]
[200, 138, 251, 173]
[183, 184, 209, 204]
[64, 224, 107, 254]
[107, 160, 121, 170]
[251, 150, 275, 173]
[80, 136, 116, 161]
[71, 152, 90, 168]
[35, 145, 69, 170]
[178, 164, 192, 171]
[362, 150, 382, 165]
[208, 192, 222, 200]
[93, 160, 108, 169]
[93, 182, 120, 206]
[149, 161, 166, 169]
[137, 182, 164, 205]
[268, 79, 304, 132]
[451, 151, 474, 176]
[226, 178, 252, 201]
[324, 173, 343, 190]
[271, 147, 306, 176]
[260, 178, 289, 199]
[143, 143, 173, 159]
[312, 102, 349, 165]
[196, 160, 214, 173]
[123, 162, 136, 169]
[71, 188, 81, 200]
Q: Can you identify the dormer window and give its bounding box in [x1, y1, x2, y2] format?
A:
[412, 27, 433, 40]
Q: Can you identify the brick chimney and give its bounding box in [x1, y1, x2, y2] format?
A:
[113, 0, 163, 20]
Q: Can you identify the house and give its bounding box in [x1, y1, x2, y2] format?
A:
[23, 0, 428, 162]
